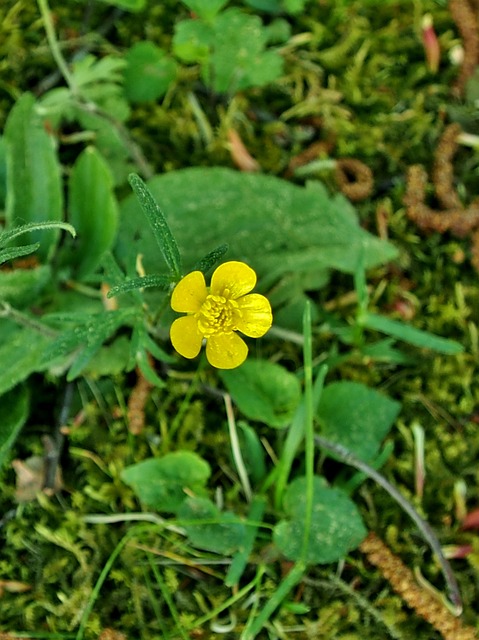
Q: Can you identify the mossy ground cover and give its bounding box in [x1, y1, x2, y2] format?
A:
[1, 1, 479, 638]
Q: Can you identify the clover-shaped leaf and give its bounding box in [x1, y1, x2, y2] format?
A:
[273, 476, 366, 564]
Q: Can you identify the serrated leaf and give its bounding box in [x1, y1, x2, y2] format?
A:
[4, 93, 63, 261]
[172, 20, 214, 64]
[316, 381, 401, 463]
[220, 359, 301, 428]
[273, 476, 366, 564]
[0, 385, 30, 469]
[121, 452, 211, 512]
[210, 9, 283, 93]
[67, 147, 118, 278]
[178, 496, 245, 554]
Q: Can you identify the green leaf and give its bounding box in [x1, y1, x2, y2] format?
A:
[172, 19, 214, 65]
[316, 381, 401, 463]
[362, 312, 464, 355]
[220, 359, 301, 428]
[193, 243, 229, 275]
[0, 385, 30, 469]
[124, 41, 177, 102]
[127, 173, 182, 279]
[96, 0, 146, 12]
[181, 0, 229, 21]
[42, 309, 135, 380]
[178, 496, 245, 554]
[117, 169, 397, 295]
[67, 147, 118, 278]
[273, 476, 366, 564]
[0, 221, 76, 247]
[4, 93, 63, 261]
[121, 452, 211, 512]
[0, 321, 55, 396]
[0, 244, 40, 266]
[236, 421, 266, 485]
[0, 136, 7, 209]
[209, 9, 283, 93]
[107, 274, 172, 298]
[0, 266, 51, 307]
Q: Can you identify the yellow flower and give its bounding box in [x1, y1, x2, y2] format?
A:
[170, 261, 272, 369]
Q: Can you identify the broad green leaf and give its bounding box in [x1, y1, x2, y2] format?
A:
[0, 385, 30, 469]
[273, 476, 366, 564]
[124, 41, 177, 102]
[0, 321, 55, 396]
[316, 381, 401, 463]
[220, 359, 301, 428]
[121, 452, 211, 512]
[362, 312, 464, 355]
[128, 174, 182, 279]
[0, 266, 51, 307]
[67, 147, 119, 278]
[181, 0, 229, 21]
[4, 93, 63, 261]
[178, 496, 245, 555]
[116, 169, 397, 296]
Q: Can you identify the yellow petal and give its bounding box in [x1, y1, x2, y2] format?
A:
[210, 261, 256, 299]
[235, 293, 272, 337]
[171, 271, 207, 313]
[170, 315, 203, 359]
[206, 332, 248, 369]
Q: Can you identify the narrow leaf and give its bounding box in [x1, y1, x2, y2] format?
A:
[0, 244, 40, 265]
[193, 243, 229, 275]
[128, 173, 181, 278]
[4, 93, 63, 261]
[107, 274, 172, 298]
[0, 386, 30, 469]
[67, 147, 118, 278]
[363, 312, 464, 355]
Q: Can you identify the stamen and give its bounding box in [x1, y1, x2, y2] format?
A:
[196, 294, 240, 337]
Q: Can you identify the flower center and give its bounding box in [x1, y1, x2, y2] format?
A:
[196, 294, 239, 337]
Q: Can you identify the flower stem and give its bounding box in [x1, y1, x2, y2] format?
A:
[314, 433, 462, 612]
[37, 0, 77, 93]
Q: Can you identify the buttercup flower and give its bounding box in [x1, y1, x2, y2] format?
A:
[170, 261, 272, 369]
